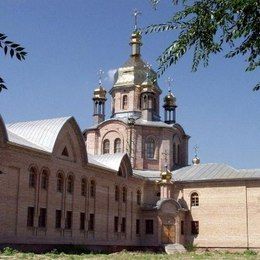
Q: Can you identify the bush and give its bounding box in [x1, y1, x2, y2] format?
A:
[1, 247, 18, 256]
[185, 242, 197, 252]
[244, 249, 257, 256]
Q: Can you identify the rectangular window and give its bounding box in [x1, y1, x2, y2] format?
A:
[38, 208, 47, 228]
[191, 221, 199, 235]
[27, 207, 34, 227]
[136, 219, 140, 235]
[181, 220, 184, 235]
[55, 210, 62, 229]
[80, 212, 85, 230]
[88, 213, 94, 231]
[145, 219, 153, 234]
[65, 211, 72, 229]
[114, 216, 119, 232]
[121, 217, 126, 233]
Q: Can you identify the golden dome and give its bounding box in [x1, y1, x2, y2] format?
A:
[163, 91, 176, 107]
[160, 168, 173, 184]
[93, 86, 107, 100]
[192, 156, 200, 165]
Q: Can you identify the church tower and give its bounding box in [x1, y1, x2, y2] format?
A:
[92, 70, 107, 125]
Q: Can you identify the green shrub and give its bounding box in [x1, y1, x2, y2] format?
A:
[184, 242, 197, 252]
[2, 247, 18, 256]
[244, 249, 257, 256]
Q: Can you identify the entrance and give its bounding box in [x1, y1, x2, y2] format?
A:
[162, 224, 175, 244]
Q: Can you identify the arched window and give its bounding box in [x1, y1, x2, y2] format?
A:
[122, 187, 127, 203]
[29, 167, 37, 188]
[114, 138, 121, 153]
[145, 138, 155, 159]
[103, 139, 110, 154]
[41, 170, 48, 190]
[173, 143, 177, 164]
[57, 172, 64, 192]
[122, 95, 128, 110]
[115, 185, 119, 201]
[137, 190, 141, 205]
[177, 144, 181, 164]
[67, 175, 74, 194]
[90, 180, 95, 198]
[81, 178, 87, 196]
[191, 192, 199, 207]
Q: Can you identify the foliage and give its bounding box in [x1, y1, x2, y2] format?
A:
[0, 33, 27, 92]
[1, 246, 18, 255]
[184, 242, 197, 252]
[244, 249, 257, 256]
[146, 0, 260, 90]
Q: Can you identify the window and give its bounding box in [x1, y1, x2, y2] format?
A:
[146, 138, 155, 159]
[122, 187, 127, 203]
[62, 146, 69, 157]
[41, 170, 48, 190]
[181, 220, 184, 235]
[114, 216, 119, 232]
[65, 211, 72, 229]
[57, 172, 64, 192]
[121, 217, 126, 233]
[145, 219, 153, 234]
[29, 167, 37, 188]
[55, 210, 62, 229]
[80, 212, 85, 230]
[38, 208, 47, 228]
[173, 143, 177, 164]
[114, 138, 121, 153]
[136, 219, 140, 235]
[191, 192, 199, 207]
[103, 139, 110, 154]
[122, 95, 128, 110]
[67, 175, 74, 194]
[115, 185, 119, 201]
[137, 190, 141, 205]
[90, 180, 95, 198]
[27, 207, 34, 227]
[88, 213, 94, 231]
[177, 144, 181, 164]
[81, 178, 87, 196]
[191, 221, 199, 235]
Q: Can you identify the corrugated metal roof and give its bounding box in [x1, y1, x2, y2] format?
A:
[133, 163, 260, 182]
[88, 153, 127, 172]
[6, 117, 71, 153]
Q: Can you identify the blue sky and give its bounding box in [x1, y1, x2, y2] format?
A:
[0, 0, 259, 169]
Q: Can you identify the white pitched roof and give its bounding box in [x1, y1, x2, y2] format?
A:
[6, 117, 71, 153]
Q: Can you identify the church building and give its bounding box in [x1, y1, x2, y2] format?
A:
[0, 28, 260, 252]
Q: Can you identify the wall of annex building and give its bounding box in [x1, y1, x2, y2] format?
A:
[0, 145, 145, 246]
[175, 181, 260, 248]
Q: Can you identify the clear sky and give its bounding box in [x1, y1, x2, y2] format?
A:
[0, 0, 259, 169]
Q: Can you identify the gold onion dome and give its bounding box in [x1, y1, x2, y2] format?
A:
[163, 91, 176, 108]
[192, 156, 200, 165]
[93, 86, 107, 100]
[160, 167, 173, 184]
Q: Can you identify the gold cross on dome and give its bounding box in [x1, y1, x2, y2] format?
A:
[166, 76, 174, 92]
[133, 9, 142, 30]
[194, 145, 199, 157]
[97, 69, 104, 86]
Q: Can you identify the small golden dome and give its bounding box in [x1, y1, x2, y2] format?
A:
[192, 157, 200, 165]
[160, 168, 173, 183]
[163, 91, 176, 107]
[93, 86, 107, 100]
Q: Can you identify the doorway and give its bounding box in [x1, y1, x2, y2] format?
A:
[162, 224, 176, 244]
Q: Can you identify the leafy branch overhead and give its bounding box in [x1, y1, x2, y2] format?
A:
[0, 33, 27, 92]
[146, 0, 260, 91]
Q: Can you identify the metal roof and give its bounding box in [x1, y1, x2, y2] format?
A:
[6, 117, 71, 153]
[133, 163, 260, 182]
[88, 153, 128, 172]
